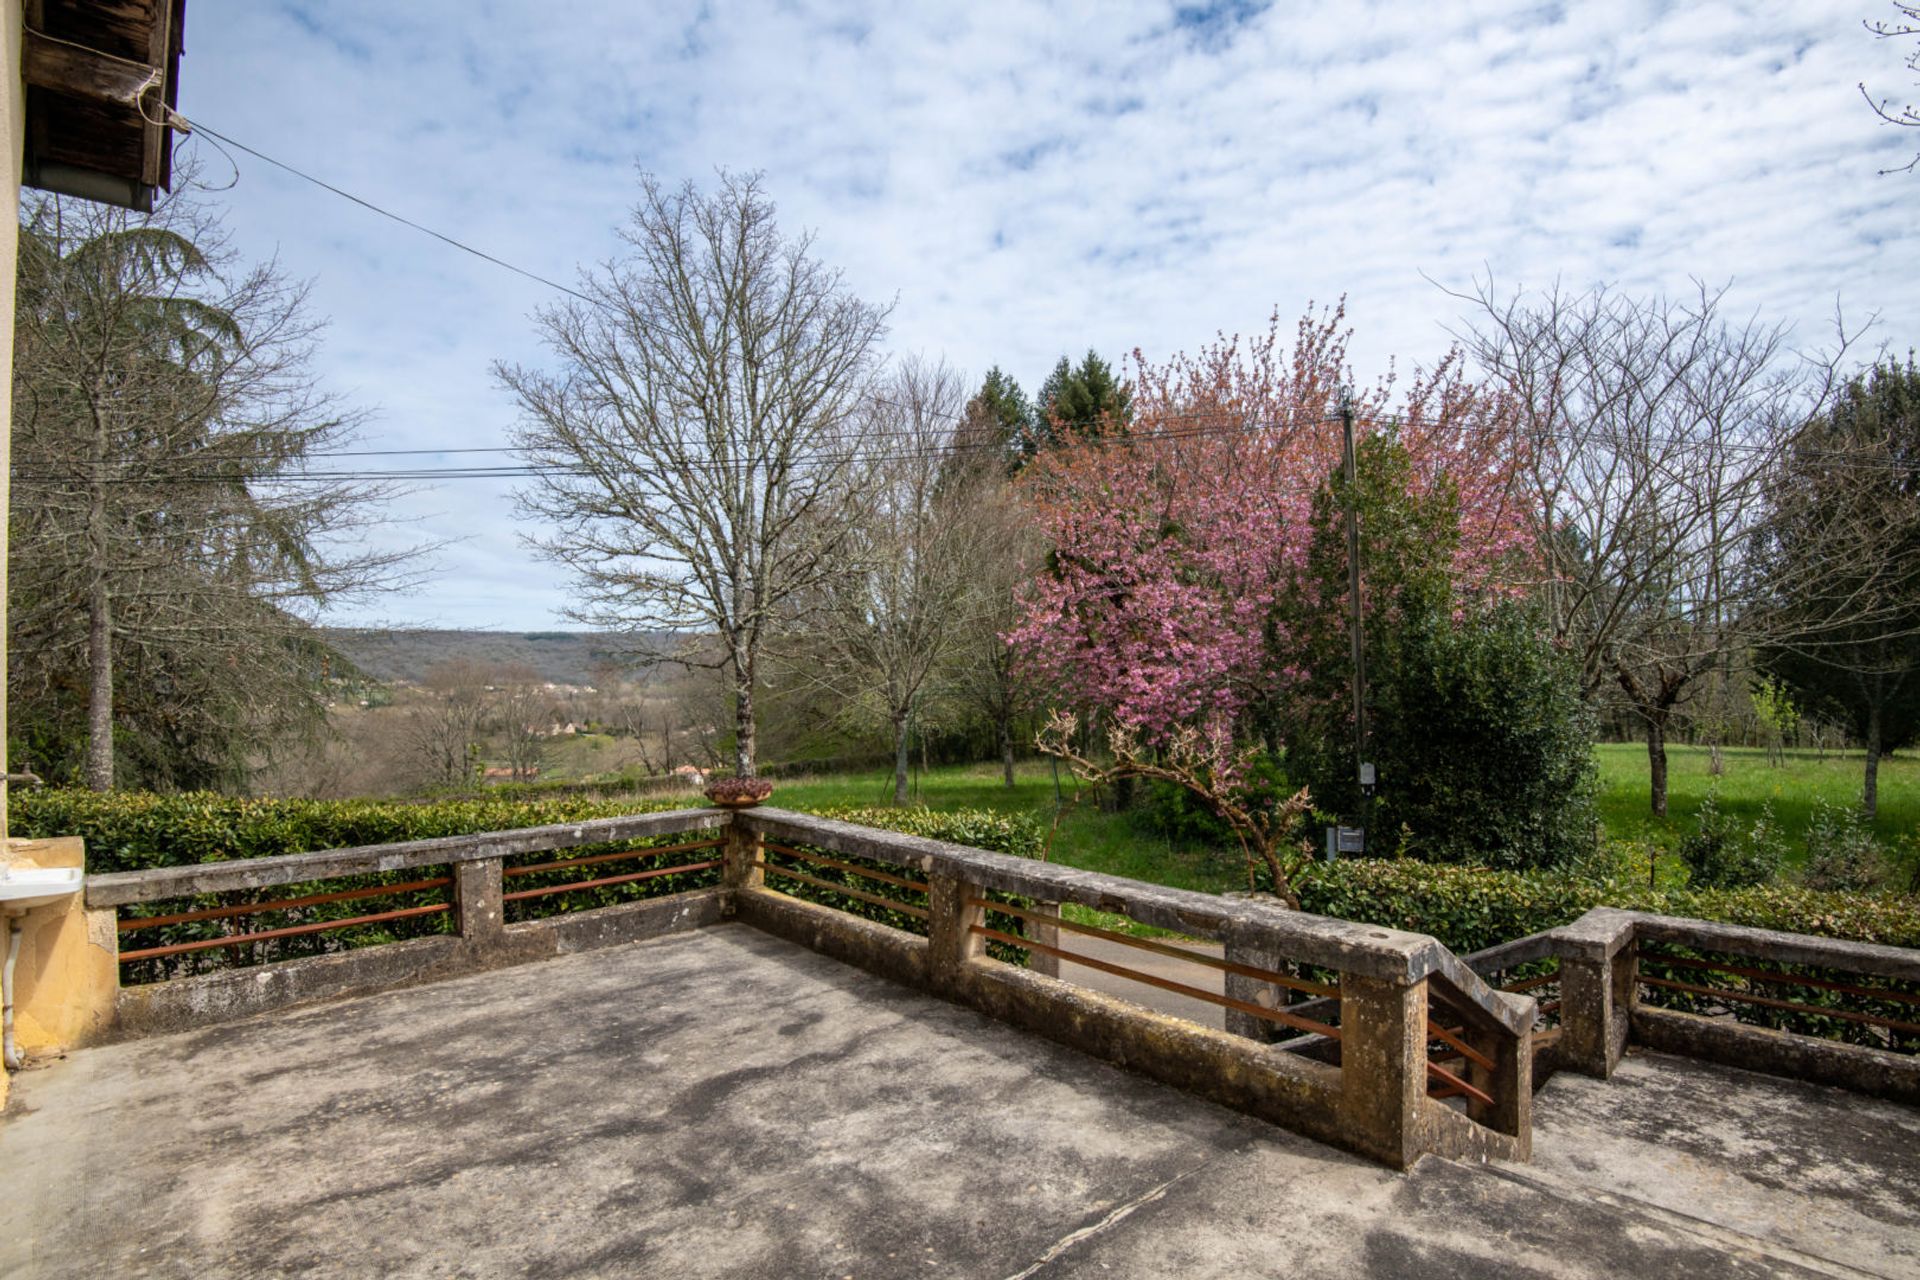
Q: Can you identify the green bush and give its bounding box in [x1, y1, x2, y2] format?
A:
[1801, 798, 1889, 892]
[1678, 790, 1783, 890]
[810, 806, 1046, 859]
[1366, 598, 1599, 871]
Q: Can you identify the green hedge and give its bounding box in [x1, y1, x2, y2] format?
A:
[1297, 857, 1920, 954]
[9, 789, 684, 874]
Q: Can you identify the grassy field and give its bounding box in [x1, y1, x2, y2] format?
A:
[1593, 743, 1918, 855]
[756, 743, 1917, 890]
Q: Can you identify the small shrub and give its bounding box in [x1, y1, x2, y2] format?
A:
[1679, 790, 1782, 890]
[1801, 798, 1887, 892]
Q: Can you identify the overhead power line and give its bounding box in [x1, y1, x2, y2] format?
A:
[62, 113, 1911, 490]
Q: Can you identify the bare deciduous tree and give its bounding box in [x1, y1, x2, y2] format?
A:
[808, 358, 972, 804]
[498, 171, 890, 777]
[1453, 279, 1852, 816]
[406, 660, 493, 786]
[944, 448, 1042, 788]
[1862, 3, 1920, 174]
[493, 665, 554, 782]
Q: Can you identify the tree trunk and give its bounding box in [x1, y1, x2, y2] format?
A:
[1000, 713, 1015, 787]
[85, 572, 114, 792]
[892, 712, 910, 807]
[732, 670, 756, 777]
[1646, 716, 1669, 819]
[1863, 701, 1881, 822]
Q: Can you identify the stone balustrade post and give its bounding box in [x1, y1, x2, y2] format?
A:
[1336, 971, 1425, 1170]
[721, 818, 764, 898]
[1553, 909, 1638, 1079]
[927, 870, 985, 994]
[453, 857, 504, 947]
[1023, 900, 1061, 979]
[1223, 930, 1289, 1042]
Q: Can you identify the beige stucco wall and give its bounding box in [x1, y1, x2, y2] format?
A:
[4, 838, 117, 1050]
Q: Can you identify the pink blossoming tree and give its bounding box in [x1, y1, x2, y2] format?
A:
[1009, 304, 1530, 760]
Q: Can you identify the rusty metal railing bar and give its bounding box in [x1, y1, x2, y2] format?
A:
[1425, 1019, 1496, 1072]
[763, 843, 932, 894]
[1642, 952, 1920, 1007]
[1424, 1060, 1495, 1108]
[968, 923, 1343, 1040]
[503, 838, 726, 880]
[117, 875, 453, 932]
[500, 859, 723, 903]
[118, 902, 453, 962]
[969, 897, 1341, 999]
[1501, 970, 1560, 994]
[1639, 974, 1920, 1036]
[753, 862, 931, 920]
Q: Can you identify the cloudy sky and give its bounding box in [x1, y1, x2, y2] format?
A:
[173, 1, 1920, 631]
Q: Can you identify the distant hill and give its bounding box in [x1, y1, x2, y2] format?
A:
[322, 629, 667, 687]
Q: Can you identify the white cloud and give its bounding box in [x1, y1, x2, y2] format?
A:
[171, 0, 1920, 628]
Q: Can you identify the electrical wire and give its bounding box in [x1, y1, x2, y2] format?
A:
[36, 113, 1908, 489]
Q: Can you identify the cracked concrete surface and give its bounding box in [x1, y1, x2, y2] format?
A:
[1, 924, 1914, 1279]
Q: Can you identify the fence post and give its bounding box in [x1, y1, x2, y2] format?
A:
[1024, 900, 1061, 979]
[722, 817, 764, 896]
[1337, 971, 1425, 1169]
[1554, 909, 1638, 1079]
[454, 857, 505, 948]
[927, 869, 985, 994]
[1223, 928, 1288, 1041]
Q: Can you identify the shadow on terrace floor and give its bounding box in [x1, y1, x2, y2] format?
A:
[2, 925, 1916, 1279]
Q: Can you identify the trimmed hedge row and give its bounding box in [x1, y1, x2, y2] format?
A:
[9, 789, 685, 874]
[1297, 857, 1920, 954]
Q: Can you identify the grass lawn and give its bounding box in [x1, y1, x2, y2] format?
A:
[753, 744, 1917, 889]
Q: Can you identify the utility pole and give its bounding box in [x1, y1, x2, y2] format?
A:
[1339, 391, 1372, 847]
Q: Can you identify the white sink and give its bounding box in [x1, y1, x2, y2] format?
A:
[0, 865, 83, 910]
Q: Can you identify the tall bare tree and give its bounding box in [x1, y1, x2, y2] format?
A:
[10, 187, 410, 791]
[1453, 280, 1851, 815]
[808, 358, 972, 804]
[944, 427, 1042, 787]
[498, 171, 889, 776]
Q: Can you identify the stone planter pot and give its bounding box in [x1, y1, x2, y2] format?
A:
[704, 778, 774, 809]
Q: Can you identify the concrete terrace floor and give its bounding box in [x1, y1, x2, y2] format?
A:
[3, 924, 1917, 1280]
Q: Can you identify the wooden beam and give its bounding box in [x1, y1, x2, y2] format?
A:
[142, 1, 177, 192]
[23, 27, 162, 107]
